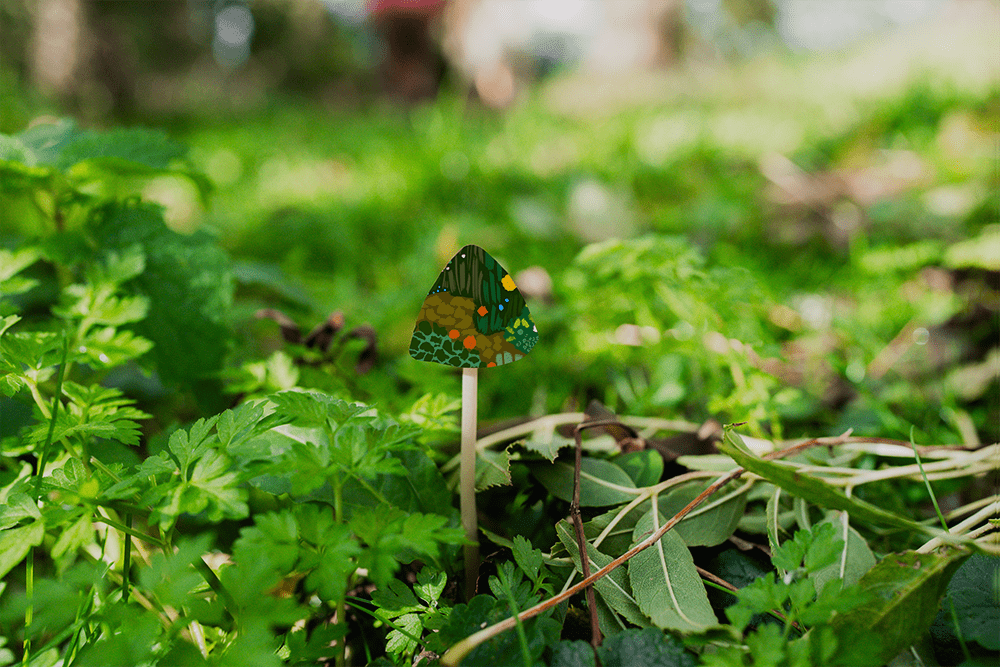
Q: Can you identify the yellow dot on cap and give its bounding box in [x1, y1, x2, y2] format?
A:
[501, 274, 516, 291]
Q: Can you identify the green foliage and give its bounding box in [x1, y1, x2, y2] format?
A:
[0, 120, 230, 412]
[2, 36, 993, 663]
[704, 523, 877, 667]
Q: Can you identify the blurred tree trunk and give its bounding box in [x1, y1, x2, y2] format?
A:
[31, 0, 88, 102]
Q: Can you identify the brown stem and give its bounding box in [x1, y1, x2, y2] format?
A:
[571, 420, 604, 653]
[441, 429, 852, 666]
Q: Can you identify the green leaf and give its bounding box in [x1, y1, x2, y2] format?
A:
[0, 248, 41, 294]
[59, 126, 185, 172]
[551, 641, 597, 667]
[414, 568, 447, 607]
[935, 554, 1000, 651]
[556, 520, 649, 631]
[29, 383, 150, 448]
[217, 400, 288, 452]
[185, 448, 249, 520]
[10, 119, 76, 166]
[299, 523, 360, 602]
[436, 594, 559, 667]
[166, 415, 220, 473]
[626, 510, 717, 632]
[342, 448, 455, 518]
[520, 431, 574, 462]
[615, 450, 663, 488]
[812, 514, 877, 591]
[269, 390, 367, 428]
[476, 447, 512, 490]
[371, 578, 421, 617]
[530, 458, 640, 507]
[351, 506, 465, 585]
[489, 561, 537, 610]
[233, 510, 300, 574]
[830, 548, 971, 665]
[772, 523, 842, 574]
[511, 535, 544, 586]
[50, 513, 93, 560]
[385, 612, 422, 656]
[138, 535, 212, 609]
[75, 326, 153, 368]
[718, 429, 937, 536]
[744, 623, 786, 667]
[655, 478, 748, 547]
[0, 492, 41, 530]
[89, 201, 233, 410]
[0, 520, 45, 579]
[598, 627, 696, 667]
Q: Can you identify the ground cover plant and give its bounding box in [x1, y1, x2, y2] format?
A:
[1, 16, 998, 667]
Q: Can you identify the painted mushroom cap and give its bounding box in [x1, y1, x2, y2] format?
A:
[409, 245, 538, 368]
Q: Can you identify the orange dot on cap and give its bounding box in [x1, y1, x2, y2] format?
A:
[448, 329, 460, 339]
[477, 305, 488, 316]
[487, 362, 496, 367]
[463, 335, 477, 350]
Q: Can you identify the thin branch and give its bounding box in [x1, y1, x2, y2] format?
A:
[442, 461, 747, 666]
[571, 420, 616, 652]
[442, 431, 848, 665]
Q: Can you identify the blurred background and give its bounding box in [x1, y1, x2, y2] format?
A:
[1, 0, 997, 444]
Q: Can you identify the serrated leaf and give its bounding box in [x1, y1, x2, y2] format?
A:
[512, 535, 544, 585]
[385, 612, 422, 656]
[718, 429, 937, 536]
[556, 520, 649, 630]
[217, 401, 267, 450]
[476, 448, 512, 490]
[520, 431, 575, 462]
[77, 326, 153, 368]
[233, 510, 300, 574]
[300, 522, 360, 601]
[139, 535, 213, 610]
[414, 568, 447, 606]
[627, 510, 716, 632]
[270, 390, 368, 428]
[167, 415, 220, 473]
[531, 458, 640, 507]
[1, 331, 61, 370]
[489, 561, 536, 610]
[830, 548, 970, 665]
[342, 448, 455, 519]
[186, 448, 248, 520]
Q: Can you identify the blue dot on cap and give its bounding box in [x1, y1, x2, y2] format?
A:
[504, 298, 509, 302]
[499, 304, 504, 311]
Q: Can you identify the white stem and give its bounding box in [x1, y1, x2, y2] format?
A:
[461, 367, 479, 600]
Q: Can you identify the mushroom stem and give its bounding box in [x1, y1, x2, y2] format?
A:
[461, 367, 480, 601]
